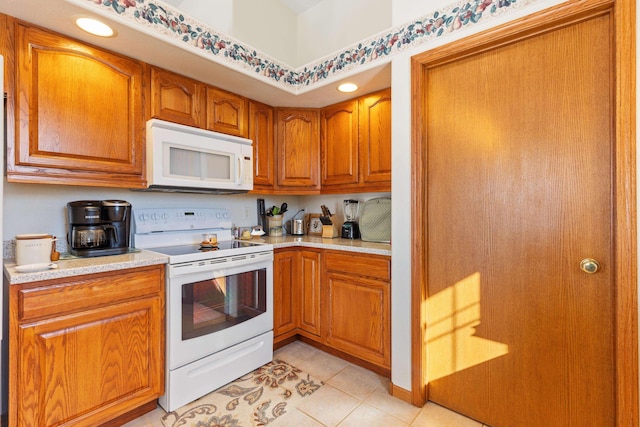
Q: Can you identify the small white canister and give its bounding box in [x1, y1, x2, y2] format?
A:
[15, 234, 55, 266]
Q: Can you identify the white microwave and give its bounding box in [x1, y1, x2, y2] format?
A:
[145, 119, 253, 194]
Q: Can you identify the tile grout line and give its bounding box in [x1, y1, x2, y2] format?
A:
[284, 346, 416, 426]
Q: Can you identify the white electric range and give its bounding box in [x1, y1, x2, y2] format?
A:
[133, 207, 274, 412]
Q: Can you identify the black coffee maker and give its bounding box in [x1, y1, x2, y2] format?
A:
[67, 200, 131, 257]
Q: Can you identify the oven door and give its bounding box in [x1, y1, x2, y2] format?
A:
[167, 253, 273, 370]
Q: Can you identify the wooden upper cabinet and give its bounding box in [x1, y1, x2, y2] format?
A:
[149, 67, 205, 127]
[319, 88, 391, 193]
[205, 86, 249, 137]
[275, 108, 320, 191]
[321, 99, 359, 187]
[149, 69, 247, 137]
[11, 21, 146, 188]
[249, 100, 275, 189]
[359, 88, 392, 186]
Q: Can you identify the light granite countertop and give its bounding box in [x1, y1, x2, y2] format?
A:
[257, 235, 391, 256]
[4, 237, 390, 285]
[4, 250, 168, 285]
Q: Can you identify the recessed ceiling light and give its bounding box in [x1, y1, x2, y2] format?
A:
[337, 83, 359, 93]
[75, 17, 115, 37]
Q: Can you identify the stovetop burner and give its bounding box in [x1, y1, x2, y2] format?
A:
[147, 240, 265, 257]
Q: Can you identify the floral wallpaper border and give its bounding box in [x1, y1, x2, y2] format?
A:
[77, 0, 539, 90]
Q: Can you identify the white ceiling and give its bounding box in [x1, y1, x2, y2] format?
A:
[0, 0, 391, 108]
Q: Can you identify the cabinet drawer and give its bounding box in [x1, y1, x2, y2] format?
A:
[324, 251, 390, 281]
[16, 266, 164, 322]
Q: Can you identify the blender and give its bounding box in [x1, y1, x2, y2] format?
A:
[341, 199, 361, 239]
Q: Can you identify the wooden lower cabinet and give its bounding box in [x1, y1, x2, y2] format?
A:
[9, 265, 165, 427]
[298, 250, 322, 337]
[323, 251, 391, 370]
[273, 248, 322, 343]
[323, 270, 391, 369]
[273, 249, 297, 340]
[273, 248, 390, 371]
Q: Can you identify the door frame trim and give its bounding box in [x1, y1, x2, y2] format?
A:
[410, 0, 638, 423]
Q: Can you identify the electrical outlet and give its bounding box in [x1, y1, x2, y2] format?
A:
[243, 206, 250, 220]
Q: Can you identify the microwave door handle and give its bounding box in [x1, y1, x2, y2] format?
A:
[237, 155, 242, 185]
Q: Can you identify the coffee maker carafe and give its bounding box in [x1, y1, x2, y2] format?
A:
[341, 199, 361, 239]
[67, 200, 131, 257]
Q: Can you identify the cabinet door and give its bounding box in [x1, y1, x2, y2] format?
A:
[275, 108, 320, 190]
[249, 101, 275, 189]
[273, 250, 298, 340]
[12, 23, 145, 188]
[323, 271, 390, 369]
[205, 86, 248, 137]
[321, 99, 359, 187]
[149, 67, 205, 127]
[298, 249, 322, 337]
[359, 88, 392, 187]
[13, 296, 163, 427]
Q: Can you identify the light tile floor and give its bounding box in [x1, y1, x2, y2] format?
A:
[124, 341, 489, 427]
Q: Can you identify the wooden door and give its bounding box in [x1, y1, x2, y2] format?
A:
[321, 99, 359, 187]
[249, 100, 275, 189]
[421, 13, 615, 426]
[275, 108, 320, 190]
[149, 67, 205, 127]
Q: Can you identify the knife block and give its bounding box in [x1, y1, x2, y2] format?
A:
[321, 215, 340, 238]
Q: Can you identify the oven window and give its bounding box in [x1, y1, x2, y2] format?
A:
[182, 269, 267, 340]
